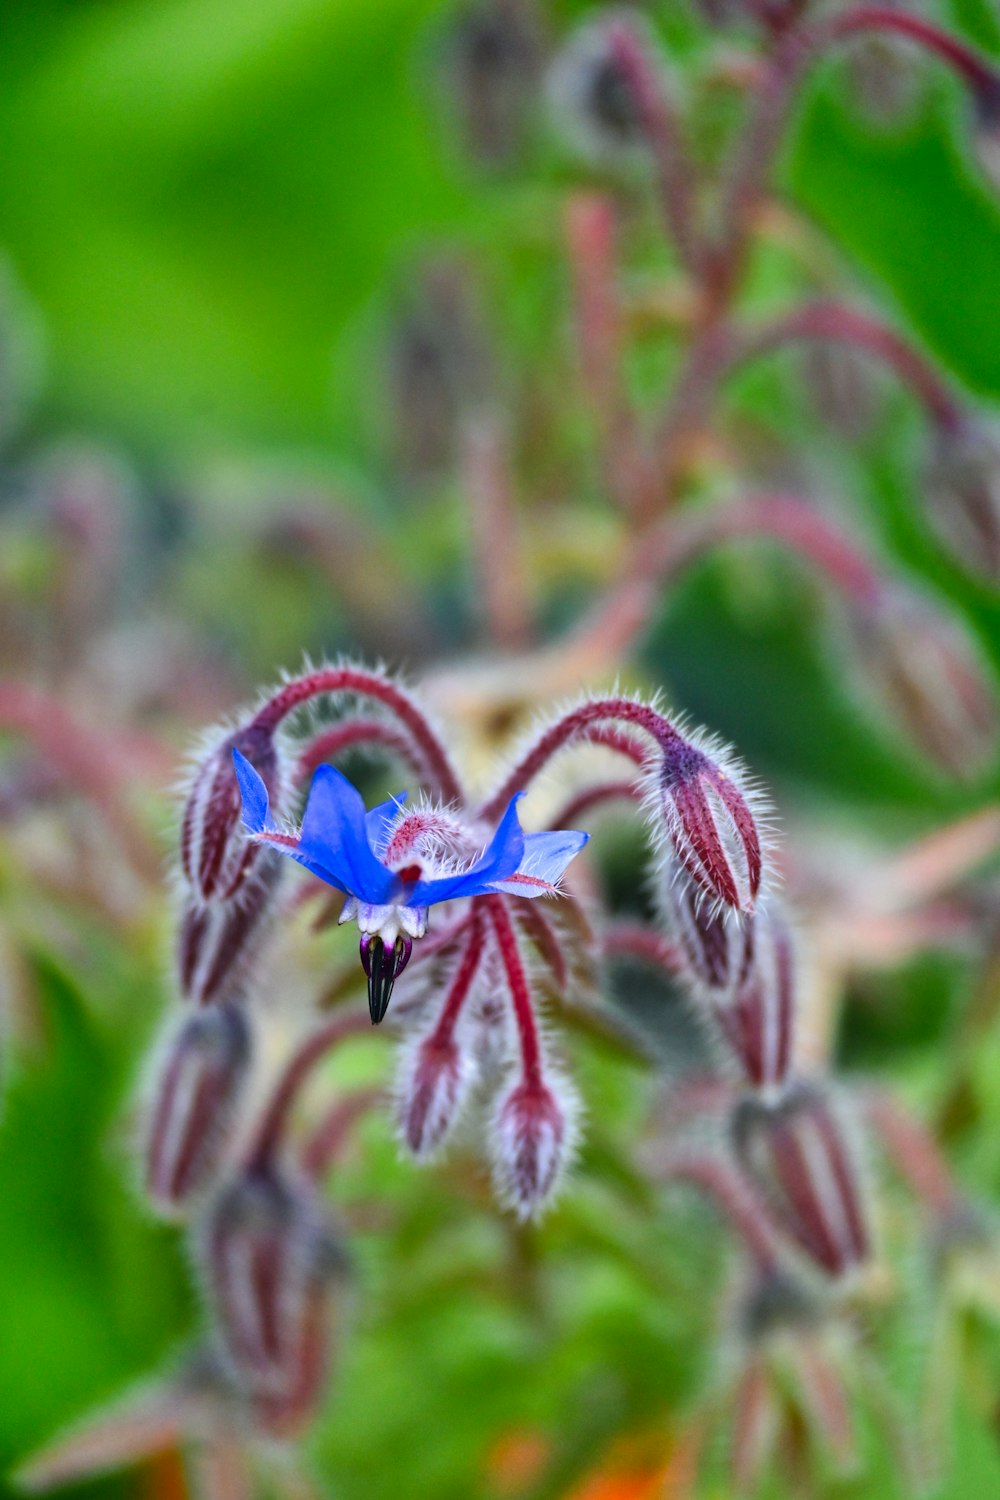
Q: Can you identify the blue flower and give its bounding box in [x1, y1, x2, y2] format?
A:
[231, 750, 589, 1022]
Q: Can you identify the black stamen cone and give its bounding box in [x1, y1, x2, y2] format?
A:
[366, 936, 396, 1025]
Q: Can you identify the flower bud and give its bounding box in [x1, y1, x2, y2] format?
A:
[657, 736, 766, 913]
[180, 720, 283, 903]
[732, 1083, 871, 1279]
[177, 861, 282, 1005]
[924, 418, 1000, 583]
[547, 15, 646, 165]
[845, 30, 924, 132]
[658, 868, 754, 996]
[144, 1005, 252, 1213]
[853, 590, 997, 780]
[441, 0, 544, 167]
[201, 1169, 349, 1407]
[394, 1031, 477, 1158]
[973, 80, 1000, 195]
[490, 1070, 579, 1220]
[712, 903, 796, 1092]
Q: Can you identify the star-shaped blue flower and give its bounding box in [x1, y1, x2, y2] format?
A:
[232, 750, 589, 1022]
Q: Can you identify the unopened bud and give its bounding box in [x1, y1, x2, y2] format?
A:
[180, 720, 284, 903]
[845, 29, 925, 132]
[853, 590, 997, 780]
[441, 0, 544, 167]
[924, 418, 1000, 583]
[394, 1031, 476, 1158]
[145, 1005, 252, 1213]
[712, 903, 796, 1092]
[547, 15, 646, 165]
[202, 1169, 349, 1411]
[177, 861, 282, 1005]
[732, 1083, 871, 1279]
[490, 1070, 579, 1220]
[657, 735, 766, 913]
[973, 80, 1000, 195]
[658, 868, 754, 995]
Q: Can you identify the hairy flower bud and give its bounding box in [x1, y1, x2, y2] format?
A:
[202, 1168, 349, 1411]
[656, 736, 766, 913]
[853, 590, 997, 780]
[181, 720, 284, 904]
[441, 0, 544, 167]
[712, 903, 796, 1092]
[658, 868, 754, 995]
[547, 15, 646, 165]
[924, 418, 1000, 583]
[490, 1070, 579, 1220]
[394, 1031, 476, 1158]
[144, 1005, 252, 1213]
[177, 861, 282, 1005]
[732, 1084, 871, 1279]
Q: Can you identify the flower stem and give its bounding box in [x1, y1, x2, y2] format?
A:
[487, 897, 543, 1087]
[247, 1012, 371, 1169]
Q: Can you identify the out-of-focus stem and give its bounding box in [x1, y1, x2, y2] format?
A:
[732, 300, 962, 429]
[295, 719, 426, 784]
[300, 1085, 385, 1180]
[487, 896, 543, 1086]
[607, 20, 701, 273]
[829, 8, 1000, 96]
[862, 1088, 959, 1216]
[658, 1151, 783, 1270]
[460, 416, 532, 651]
[603, 920, 683, 976]
[548, 778, 641, 830]
[247, 1012, 371, 1169]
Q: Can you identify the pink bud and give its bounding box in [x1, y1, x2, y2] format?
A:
[658, 871, 754, 995]
[924, 418, 1000, 583]
[394, 1032, 476, 1159]
[657, 736, 766, 913]
[177, 862, 282, 1005]
[733, 1084, 871, 1279]
[144, 1005, 251, 1213]
[712, 904, 796, 1091]
[854, 590, 997, 780]
[180, 720, 283, 903]
[490, 1071, 579, 1220]
[201, 1169, 348, 1404]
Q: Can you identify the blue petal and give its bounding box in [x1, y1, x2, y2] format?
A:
[232, 749, 276, 832]
[487, 828, 590, 898]
[298, 765, 399, 906]
[404, 793, 526, 907]
[365, 792, 407, 856]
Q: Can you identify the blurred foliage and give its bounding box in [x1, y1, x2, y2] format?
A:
[3, 2, 1000, 1499]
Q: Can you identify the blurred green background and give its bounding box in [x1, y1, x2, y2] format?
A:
[3, 2, 1000, 1498]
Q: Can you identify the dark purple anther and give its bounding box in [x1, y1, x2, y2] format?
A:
[360, 934, 413, 1024]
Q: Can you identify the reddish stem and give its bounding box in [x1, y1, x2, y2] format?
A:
[487, 896, 543, 1086]
[602, 921, 683, 976]
[300, 1086, 385, 1180]
[607, 20, 700, 272]
[829, 8, 1000, 96]
[247, 1012, 371, 1168]
[251, 668, 461, 804]
[295, 720, 425, 784]
[480, 698, 676, 822]
[428, 912, 486, 1047]
[734, 301, 962, 429]
[550, 778, 641, 830]
[666, 494, 884, 608]
[660, 1152, 783, 1271]
[516, 902, 569, 992]
[862, 1088, 959, 1217]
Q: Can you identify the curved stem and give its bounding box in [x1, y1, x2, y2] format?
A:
[602, 920, 683, 976]
[480, 698, 674, 823]
[732, 300, 962, 429]
[606, 20, 701, 273]
[862, 1087, 959, 1216]
[252, 667, 462, 804]
[300, 1086, 385, 1180]
[658, 1151, 783, 1271]
[247, 1012, 371, 1169]
[515, 902, 569, 992]
[295, 719, 426, 785]
[829, 8, 1000, 96]
[428, 910, 486, 1047]
[487, 896, 543, 1087]
[550, 778, 642, 830]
